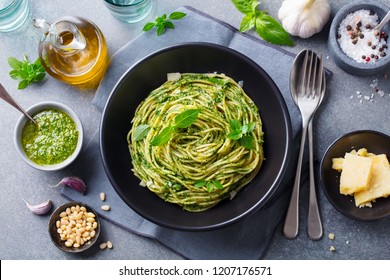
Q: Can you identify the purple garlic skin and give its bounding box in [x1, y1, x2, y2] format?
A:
[24, 199, 53, 215]
[53, 176, 87, 194]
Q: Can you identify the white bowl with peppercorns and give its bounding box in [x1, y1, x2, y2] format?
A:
[328, 1, 390, 76]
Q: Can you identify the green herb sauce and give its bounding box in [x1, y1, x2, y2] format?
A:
[21, 109, 79, 165]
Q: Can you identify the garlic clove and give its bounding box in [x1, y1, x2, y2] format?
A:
[278, 0, 330, 39]
[51, 176, 87, 194]
[24, 199, 53, 215]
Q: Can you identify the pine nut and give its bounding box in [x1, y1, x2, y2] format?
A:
[54, 204, 99, 250]
[87, 212, 95, 218]
[101, 205, 110, 211]
[107, 241, 113, 249]
[99, 243, 107, 250]
[100, 192, 106, 201]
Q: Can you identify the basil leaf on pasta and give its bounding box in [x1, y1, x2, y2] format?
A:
[150, 126, 174, 146]
[174, 108, 200, 128]
[133, 124, 151, 141]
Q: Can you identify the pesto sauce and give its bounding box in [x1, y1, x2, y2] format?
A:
[21, 109, 79, 165]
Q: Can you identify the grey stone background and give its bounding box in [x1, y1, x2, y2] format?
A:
[0, 0, 389, 259]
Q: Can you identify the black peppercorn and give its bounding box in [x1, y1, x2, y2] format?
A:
[371, 54, 375, 58]
[380, 52, 386, 57]
[346, 25, 352, 31]
[365, 24, 372, 29]
[368, 41, 372, 46]
[372, 45, 377, 50]
[362, 55, 366, 59]
[337, 33, 341, 39]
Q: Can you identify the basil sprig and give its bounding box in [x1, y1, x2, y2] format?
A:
[194, 179, 224, 193]
[227, 119, 256, 149]
[231, 0, 294, 46]
[150, 108, 200, 146]
[143, 12, 187, 36]
[8, 55, 46, 89]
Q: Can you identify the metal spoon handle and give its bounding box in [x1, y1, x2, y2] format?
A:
[0, 84, 37, 125]
[307, 121, 323, 240]
[374, 10, 390, 32]
[283, 117, 309, 239]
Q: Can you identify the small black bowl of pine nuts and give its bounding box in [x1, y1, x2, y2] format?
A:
[49, 202, 100, 253]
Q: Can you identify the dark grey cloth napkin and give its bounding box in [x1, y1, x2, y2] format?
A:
[62, 6, 304, 259]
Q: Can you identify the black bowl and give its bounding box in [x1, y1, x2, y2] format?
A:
[49, 202, 100, 253]
[320, 130, 390, 221]
[100, 43, 292, 231]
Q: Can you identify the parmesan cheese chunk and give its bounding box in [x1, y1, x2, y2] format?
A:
[354, 154, 390, 207]
[339, 153, 373, 195]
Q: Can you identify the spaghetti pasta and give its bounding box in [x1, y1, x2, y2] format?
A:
[127, 73, 264, 212]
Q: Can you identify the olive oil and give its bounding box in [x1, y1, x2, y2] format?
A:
[34, 16, 109, 88]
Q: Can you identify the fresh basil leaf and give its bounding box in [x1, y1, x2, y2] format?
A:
[18, 80, 30, 90]
[229, 119, 242, 132]
[212, 180, 223, 189]
[255, 13, 294, 46]
[161, 14, 167, 20]
[8, 57, 23, 70]
[241, 135, 255, 149]
[194, 180, 207, 187]
[19, 69, 30, 80]
[239, 13, 255, 32]
[246, 122, 256, 133]
[34, 57, 42, 66]
[174, 109, 200, 128]
[32, 72, 46, 82]
[134, 124, 151, 141]
[169, 12, 186, 20]
[227, 130, 242, 140]
[231, 0, 253, 14]
[150, 126, 173, 146]
[208, 77, 228, 86]
[143, 22, 155, 31]
[206, 181, 215, 193]
[242, 122, 256, 134]
[9, 70, 20, 80]
[164, 21, 175, 29]
[156, 24, 166, 36]
[250, 0, 260, 12]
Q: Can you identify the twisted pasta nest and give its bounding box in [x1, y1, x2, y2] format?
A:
[128, 73, 264, 212]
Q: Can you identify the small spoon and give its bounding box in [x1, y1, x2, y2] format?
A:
[373, 10, 390, 33]
[0, 83, 38, 126]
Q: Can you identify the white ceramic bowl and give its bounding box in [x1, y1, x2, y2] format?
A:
[14, 101, 83, 171]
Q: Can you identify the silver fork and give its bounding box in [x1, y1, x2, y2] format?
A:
[283, 50, 324, 239]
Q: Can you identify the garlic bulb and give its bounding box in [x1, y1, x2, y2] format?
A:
[278, 0, 330, 39]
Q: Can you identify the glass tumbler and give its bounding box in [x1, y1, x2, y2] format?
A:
[0, 0, 29, 32]
[103, 0, 154, 23]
